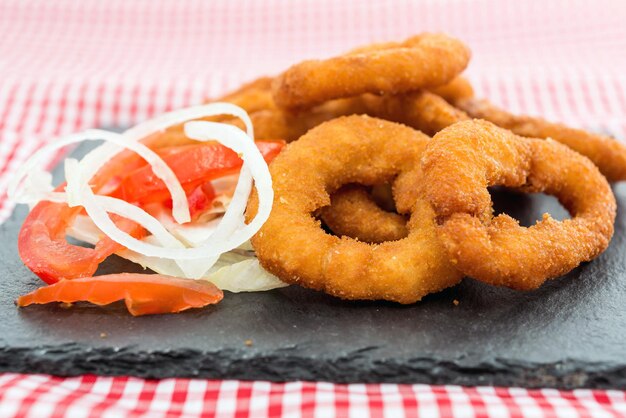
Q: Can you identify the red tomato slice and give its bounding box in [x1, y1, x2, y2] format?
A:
[16, 273, 223, 316]
[18, 200, 144, 284]
[187, 182, 217, 220]
[111, 140, 284, 205]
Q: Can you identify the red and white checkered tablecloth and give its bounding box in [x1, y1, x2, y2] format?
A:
[1, 0, 626, 416]
[1, 374, 625, 418]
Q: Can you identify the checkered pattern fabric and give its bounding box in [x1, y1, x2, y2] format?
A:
[1, 0, 626, 221]
[1, 0, 625, 416]
[1, 374, 625, 418]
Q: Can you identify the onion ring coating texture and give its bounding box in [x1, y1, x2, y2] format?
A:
[361, 91, 470, 137]
[212, 76, 372, 142]
[272, 33, 471, 109]
[248, 115, 463, 303]
[320, 184, 408, 243]
[421, 119, 616, 290]
[428, 76, 475, 104]
[456, 98, 626, 182]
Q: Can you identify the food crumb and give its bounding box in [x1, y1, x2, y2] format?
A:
[100, 332, 108, 339]
[244, 339, 253, 347]
[453, 299, 460, 306]
[59, 302, 73, 309]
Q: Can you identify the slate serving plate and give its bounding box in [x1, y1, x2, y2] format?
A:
[0, 144, 625, 388]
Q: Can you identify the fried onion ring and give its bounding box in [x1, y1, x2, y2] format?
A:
[217, 78, 371, 141]
[361, 90, 470, 136]
[164, 78, 368, 143]
[272, 33, 471, 109]
[219, 75, 472, 140]
[249, 97, 369, 141]
[248, 115, 462, 303]
[204, 74, 470, 142]
[429, 76, 475, 104]
[456, 98, 626, 182]
[213, 76, 275, 113]
[315, 92, 467, 242]
[420, 119, 616, 290]
[319, 184, 408, 243]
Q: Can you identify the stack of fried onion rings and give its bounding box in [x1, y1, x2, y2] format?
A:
[247, 116, 463, 303]
[225, 32, 621, 301]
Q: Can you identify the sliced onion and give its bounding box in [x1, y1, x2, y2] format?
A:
[12, 102, 274, 286]
[66, 215, 287, 292]
[67, 130, 191, 223]
[74, 102, 254, 224]
[9, 130, 191, 225]
[69, 121, 273, 259]
[124, 102, 254, 143]
[8, 132, 99, 204]
[76, 103, 254, 224]
[160, 216, 222, 248]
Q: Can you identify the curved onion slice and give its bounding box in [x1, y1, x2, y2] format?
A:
[70, 121, 273, 260]
[76, 102, 254, 224]
[11, 103, 276, 288]
[10, 102, 254, 222]
[8, 130, 190, 224]
[124, 102, 254, 145]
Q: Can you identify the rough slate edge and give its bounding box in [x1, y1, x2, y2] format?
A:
[0, 344, 624, 389]
[0, 143, 625, 389]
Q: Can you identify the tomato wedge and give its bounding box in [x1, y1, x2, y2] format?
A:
[16, 273, 223, 316]
[18, 200, 144, 284]
[111, 140, 285, 205]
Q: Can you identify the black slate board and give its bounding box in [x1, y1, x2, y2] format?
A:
[1, 144, 625, 389]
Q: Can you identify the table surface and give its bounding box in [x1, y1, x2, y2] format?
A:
[1, 0, 626, 417]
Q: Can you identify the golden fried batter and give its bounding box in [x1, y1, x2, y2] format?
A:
[272, 33, 471, 109]
[361, 91, 469, 136]
[420, 119, 616, 290]
[429, 76, 474, 104]
[319, 184, 408, 243]
[457, 98, 626, 182]
[248, 115, 462, 303]
[213, 76, 275, 113]
[249, 97, 370, 141]
[151, 77, 368, 143]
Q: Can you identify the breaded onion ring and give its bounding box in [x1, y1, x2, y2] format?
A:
[319, 184, 408, 243]
[315, 92, 466, 243]
[249, 97, 369, 141]
[204, 74, 469, 142]
[429, 76, 474, 104]
[457, 98, 626, 182]
[362, 90, 470, 136]
[214, 76, 275, 113]
[216, 77, 371, 141]
[272, 33, 471, 109]
[169, 79, 368, 143]
[248, 115, 463, 303]
[420, 119, 616, 290]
